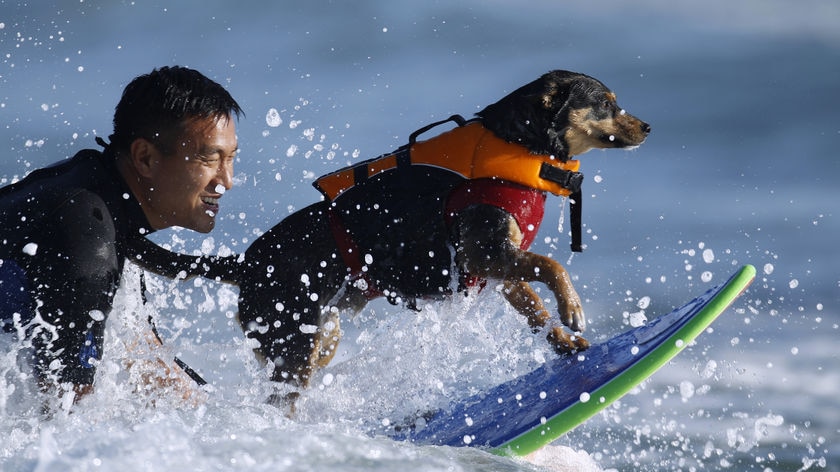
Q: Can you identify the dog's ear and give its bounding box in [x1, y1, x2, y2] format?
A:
[538, 70, 582, 110]
[477, 70, 583, 161]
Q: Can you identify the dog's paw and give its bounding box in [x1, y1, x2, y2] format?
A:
[559, 299, 586, 333]
[267, 390, 300, 418]
[547, 326, 590, 354]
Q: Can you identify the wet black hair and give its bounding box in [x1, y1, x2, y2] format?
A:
[109, 65, 243, 155]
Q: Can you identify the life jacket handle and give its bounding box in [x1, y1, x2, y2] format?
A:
[408, 114, 468, 145]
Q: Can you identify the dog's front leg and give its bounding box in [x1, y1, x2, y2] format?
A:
[507, 252, 586, 332]
[502, 280, 552, 329]
[502, 280, 589, 353]
[454, 205, 589, 353]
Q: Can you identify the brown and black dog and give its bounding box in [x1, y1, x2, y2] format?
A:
[133, 70, 649, 392]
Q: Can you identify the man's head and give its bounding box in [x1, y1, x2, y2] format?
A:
[111, 65, 243, 155]
[113, 66, 244, 233]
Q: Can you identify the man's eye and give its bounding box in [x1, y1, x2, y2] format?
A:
[196, 154, 219, 164]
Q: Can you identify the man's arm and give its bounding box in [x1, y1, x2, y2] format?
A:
[127, 236, 243, 285]
[23, 190, 120, 400]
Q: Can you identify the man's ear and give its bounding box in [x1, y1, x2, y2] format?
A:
[128, 138, 159, 179]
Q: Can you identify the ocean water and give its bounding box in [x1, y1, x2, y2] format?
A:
[1, 1, 838, 471]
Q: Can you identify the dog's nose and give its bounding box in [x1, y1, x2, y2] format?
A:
[641, 122, 651, 134]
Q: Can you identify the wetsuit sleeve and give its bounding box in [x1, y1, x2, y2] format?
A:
[127, 236, 243, 285]
[20, 189, 119, 386]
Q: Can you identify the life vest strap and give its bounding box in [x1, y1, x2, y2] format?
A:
[569, 190, 583, 253]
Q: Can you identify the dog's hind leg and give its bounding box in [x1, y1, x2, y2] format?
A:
[310, 307, 341, 371]
[260, 304, 342, 415]
[237, 202, 350, 390]
[237, 285, 323, 388]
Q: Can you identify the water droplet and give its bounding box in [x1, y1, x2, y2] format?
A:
[265, 108, 282, 127]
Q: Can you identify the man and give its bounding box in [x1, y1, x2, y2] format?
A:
[0, 66, 243, 405]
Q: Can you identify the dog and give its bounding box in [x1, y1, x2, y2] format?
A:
[133, 70, 649, 393]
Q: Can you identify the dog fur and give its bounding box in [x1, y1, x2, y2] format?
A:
[134, 70, 650, 392]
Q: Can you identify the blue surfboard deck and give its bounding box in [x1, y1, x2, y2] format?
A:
[387, 265, 755, 456]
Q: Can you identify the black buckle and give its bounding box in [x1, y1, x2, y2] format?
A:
[539, 162, 583, 193]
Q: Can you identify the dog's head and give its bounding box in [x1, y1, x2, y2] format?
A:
[476, 70, 650, 161]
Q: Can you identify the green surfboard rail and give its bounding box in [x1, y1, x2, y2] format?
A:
[492, 264, 756, 457]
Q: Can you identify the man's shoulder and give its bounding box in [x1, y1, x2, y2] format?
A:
[0, 149, 109, 225]
[1, 149, 105, 193]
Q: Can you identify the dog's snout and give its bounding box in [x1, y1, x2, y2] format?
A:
[641, 121, 651, 134]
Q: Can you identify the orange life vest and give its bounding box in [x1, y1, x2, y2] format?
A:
[314, 120, 581, 201]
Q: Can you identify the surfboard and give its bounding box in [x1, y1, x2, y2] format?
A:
[386, 264, 756, 456]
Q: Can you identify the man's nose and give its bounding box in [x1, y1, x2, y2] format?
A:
[216, 161, 234, 191]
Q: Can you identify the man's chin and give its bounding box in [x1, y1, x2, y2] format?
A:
[184, 218, 216, 234]
[195, 221, 215, 233]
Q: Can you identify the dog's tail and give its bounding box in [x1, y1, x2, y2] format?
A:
[128, 236, 244, 285]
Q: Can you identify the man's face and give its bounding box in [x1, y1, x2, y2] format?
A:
[143, 116, 238, 233]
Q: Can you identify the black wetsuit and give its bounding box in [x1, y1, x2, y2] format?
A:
[0, 148, 154, 386]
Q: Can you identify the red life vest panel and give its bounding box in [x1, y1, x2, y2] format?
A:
[445, 179, 547, 250]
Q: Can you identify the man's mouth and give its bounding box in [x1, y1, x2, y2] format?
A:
[201, 196, 220, 216]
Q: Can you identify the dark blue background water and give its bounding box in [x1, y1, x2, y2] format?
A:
[1, 1, 837, 470]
